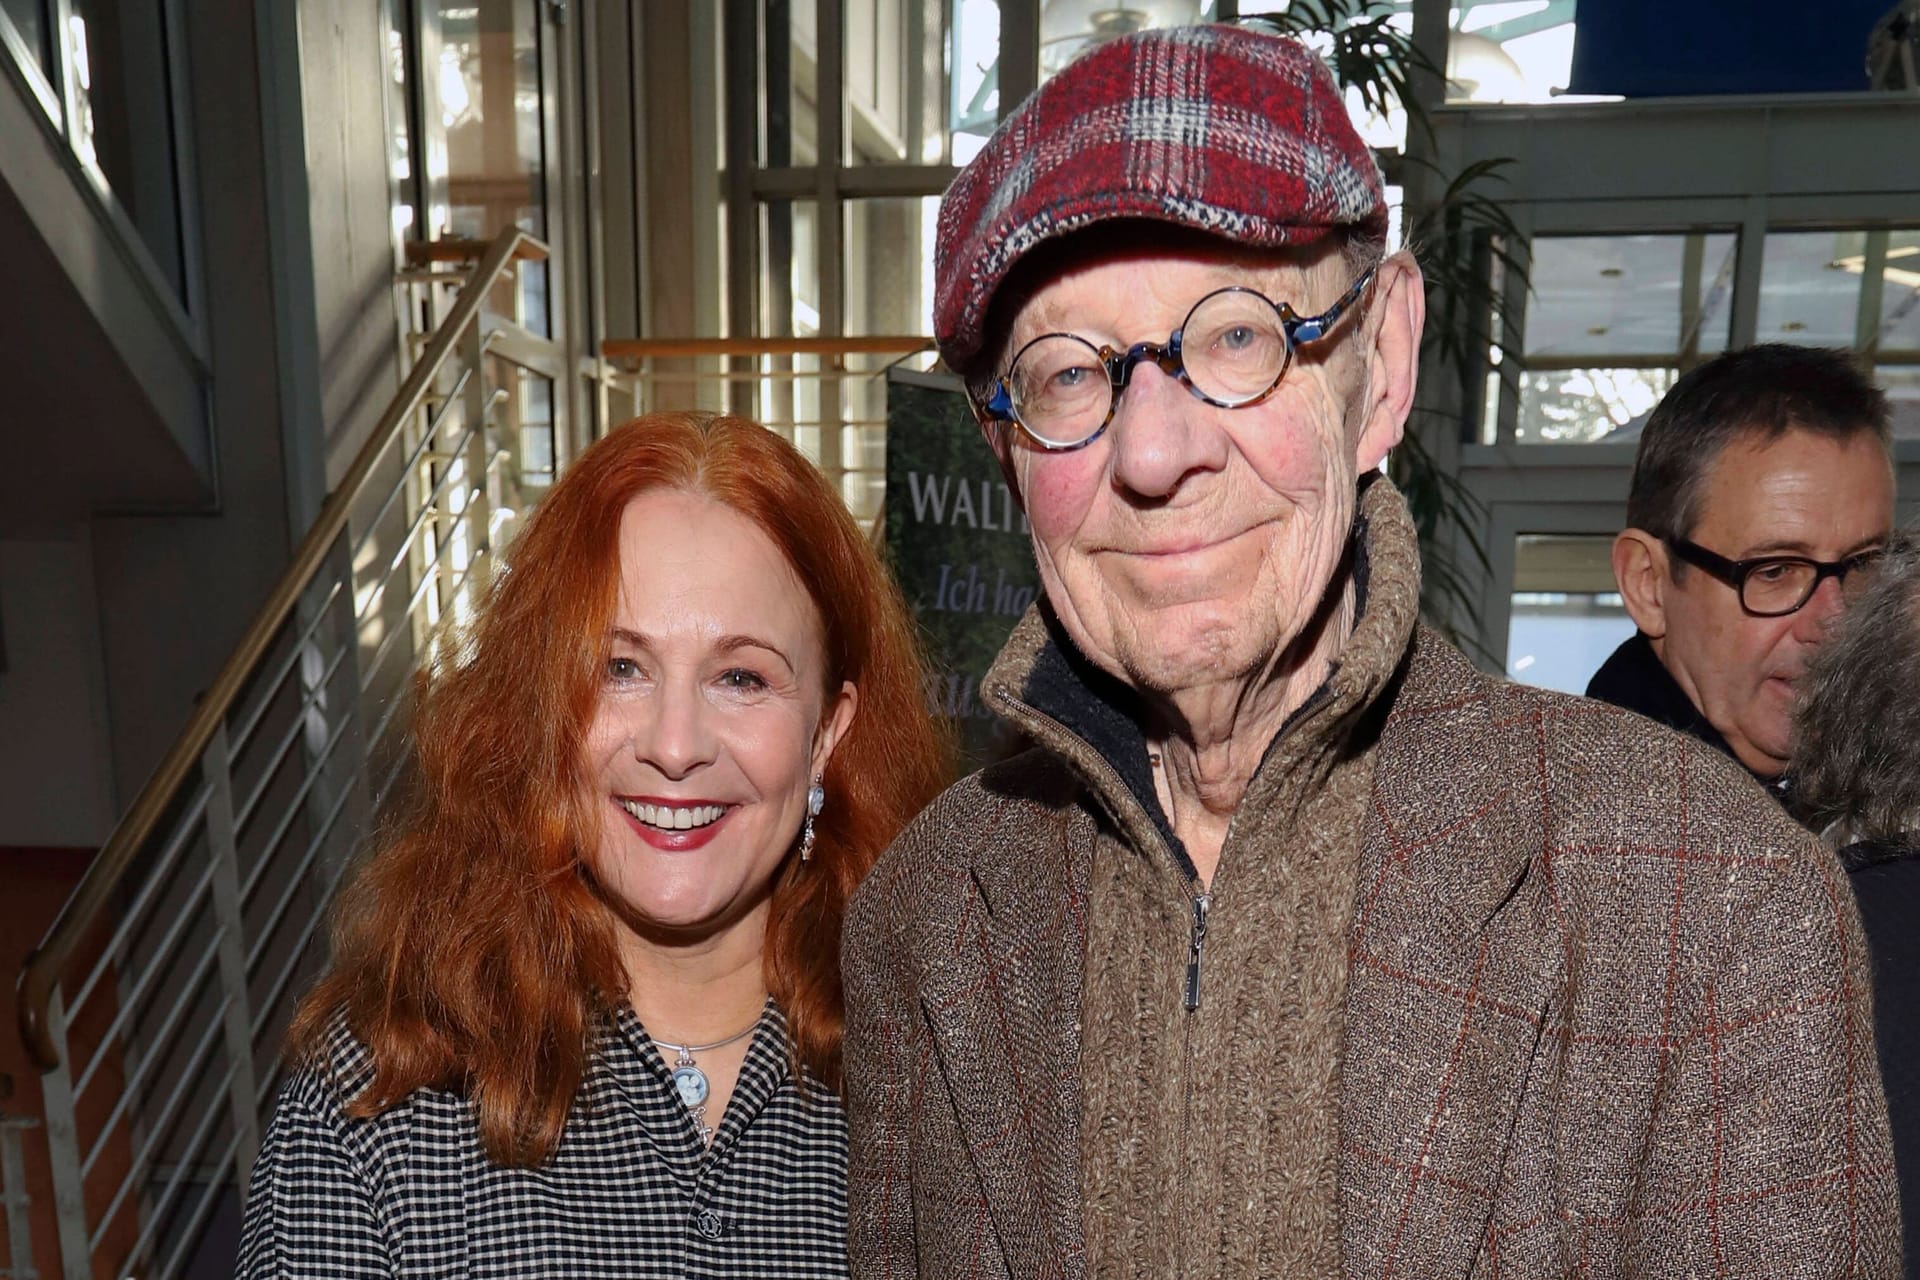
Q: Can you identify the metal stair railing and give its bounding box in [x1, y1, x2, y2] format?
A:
[599, 333, 936, 532]
[1, 1112, 38, 1279]
[12, 227, 551, 1280]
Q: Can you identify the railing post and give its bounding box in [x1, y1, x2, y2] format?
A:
[2, 1114, 40, 1279]
[283, 534, 368, 1058]
[405, 375, 439, 660]
[460, 319, 495, 618]
[319, 532, 372, 874]
[202, 724, 261, 1191]
[38, 995, 90, 1280]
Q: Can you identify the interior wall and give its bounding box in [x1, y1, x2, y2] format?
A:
[0, 535, 117, 847]
[298, 1, 405, 493]
[86, 0, 298, 802]
[77, 0, 403, 804]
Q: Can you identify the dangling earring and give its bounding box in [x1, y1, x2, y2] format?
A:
[800, 777, 825, 862]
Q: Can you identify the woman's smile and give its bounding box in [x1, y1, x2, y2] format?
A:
[612, 796, 737, 851]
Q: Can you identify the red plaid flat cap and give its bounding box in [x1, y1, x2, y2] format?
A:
[934, 24, 1387, 376]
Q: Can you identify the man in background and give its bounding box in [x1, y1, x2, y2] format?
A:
[1590, 344, 1896, 800]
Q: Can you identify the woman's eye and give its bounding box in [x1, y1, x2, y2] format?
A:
[606, 656, 641, 681]
[718, 668, 769, 692]
[1219, 324, 1257, 351]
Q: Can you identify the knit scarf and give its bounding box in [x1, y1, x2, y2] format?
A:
[1018, 480, 1421, 1279]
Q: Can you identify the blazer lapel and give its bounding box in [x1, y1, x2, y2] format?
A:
[1339, 641, 1564, 1279]
[918, 813, 1091, 1280]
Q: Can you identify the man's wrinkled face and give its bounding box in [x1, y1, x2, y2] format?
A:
[991, 242, 1402, 699]
[1654, 429, 1894, 778]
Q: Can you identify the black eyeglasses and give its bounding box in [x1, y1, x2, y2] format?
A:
[973, 266, 1376, 451]
[1664, 536, 1887, 617]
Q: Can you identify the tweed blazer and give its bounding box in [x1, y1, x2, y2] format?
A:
[843, 497, 1898, 1279]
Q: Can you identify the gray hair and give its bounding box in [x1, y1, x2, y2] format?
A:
[1791, 530, 1920, 842]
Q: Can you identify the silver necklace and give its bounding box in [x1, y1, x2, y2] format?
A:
[652, 1019, 758, 1143]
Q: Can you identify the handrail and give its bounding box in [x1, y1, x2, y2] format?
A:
[14, 227, 549, 1072]
[602, 334, 932, 360]
[404, 235, 549, 266]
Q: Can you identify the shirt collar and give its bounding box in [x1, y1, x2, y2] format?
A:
[600, 998, 792, 1167]
[1586, 632, 1792, 802]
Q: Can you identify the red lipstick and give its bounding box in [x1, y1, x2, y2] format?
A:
[612, 798, 734, 852]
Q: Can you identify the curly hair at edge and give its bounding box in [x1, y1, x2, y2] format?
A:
[286, 411, 951, 1166]
[1791, 531, 1920, 843]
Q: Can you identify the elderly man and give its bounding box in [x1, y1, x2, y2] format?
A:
[843, 25, 1898, 1280]
[1590, 344, 1897, 801]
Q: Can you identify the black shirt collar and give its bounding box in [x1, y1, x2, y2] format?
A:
[1586, 631, 1791, 803]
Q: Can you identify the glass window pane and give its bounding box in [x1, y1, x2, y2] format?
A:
[1514, 367, 1675, 443]
[1878, 230, 1920, 356]
[1881, 365, 1920, 441]
[1236, 0, 1589, 110]
[842, 197, 942, 523]
[1039, 1, 1203, 82]
[752, 199, 823, 454]
[431, 0, 549, 334]
[1515, 233, 1731, 443]
[765, 0, 819, 167]
[1447, 9, 1583, 106]
[950, 0, 999, 164]
[1507, 536, 1636, 696]
[1756, 229, 1864, 347]
[1507, 591, 1636, 694]
[761, 199, 821, 339]
[1, 0, 52, 81]
[844, 196, 937, 338]
[67, 0, 186, 301]
[1526, 233, 1735, 360]
[846, 0, 938, 165]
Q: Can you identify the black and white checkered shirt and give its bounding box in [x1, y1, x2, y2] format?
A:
[239, 1000, 847, 1277]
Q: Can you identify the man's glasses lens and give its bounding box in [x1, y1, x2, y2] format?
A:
[1004, 288, 1295, 447]
[1007, 337, 1113, 447]
[1181, 290, 1291, 401]
[1738, 553, 1881, 616]
[1740, 562, 1821, 615]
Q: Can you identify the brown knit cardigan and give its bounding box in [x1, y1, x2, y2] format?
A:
[843, 479, 1899, 1279]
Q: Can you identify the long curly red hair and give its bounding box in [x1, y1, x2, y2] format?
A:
[289, 412, 949, 1165]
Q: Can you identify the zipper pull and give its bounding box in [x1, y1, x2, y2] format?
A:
[1184, 893, 1212, 1010]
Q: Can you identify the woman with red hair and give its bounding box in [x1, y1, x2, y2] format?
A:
[240, 412, 948, 1277]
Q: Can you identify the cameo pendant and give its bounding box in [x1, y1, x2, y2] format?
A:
[671, 1063, 710, 1109]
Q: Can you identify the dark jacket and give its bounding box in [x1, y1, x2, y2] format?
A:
[1586, 631, 1792, 804]
[1844, 834, 1920, 1280]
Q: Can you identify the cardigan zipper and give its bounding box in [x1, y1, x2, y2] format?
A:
[1183, 892, 1212, 1009]
[1178, 884, 1210, 1279]
[994, 697, 1219, 1010]
[999, 694, 1219, 1275]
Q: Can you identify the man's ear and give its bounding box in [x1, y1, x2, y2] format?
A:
[1353, 251, 1425, 473]
[1613, 529, 1671, 639]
